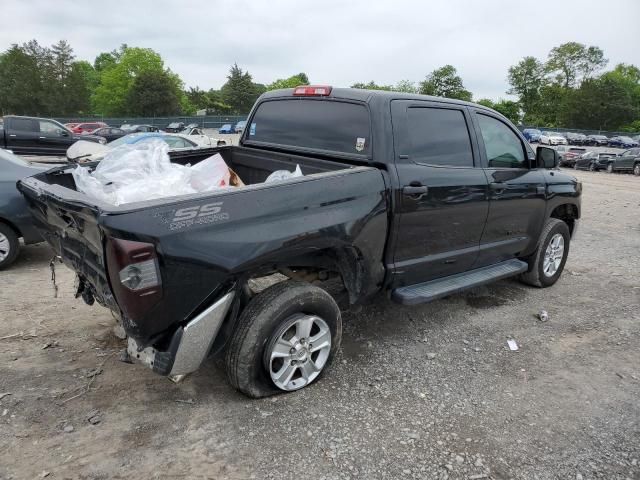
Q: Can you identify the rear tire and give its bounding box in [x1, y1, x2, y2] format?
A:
[589, 162, 596, 172]
[225, 280, 342, 398]
[0, 224, 20, 270]
[634, 163, 640, 176]
[520, 219, 570, 288]
[607, 163, 614, 173]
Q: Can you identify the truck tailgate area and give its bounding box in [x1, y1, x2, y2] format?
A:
[18, 147, 389, 346]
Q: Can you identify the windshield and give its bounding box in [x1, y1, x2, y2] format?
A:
[247, 99, 371, 156]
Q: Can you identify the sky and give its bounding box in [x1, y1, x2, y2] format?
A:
[1, 0, 639, 100]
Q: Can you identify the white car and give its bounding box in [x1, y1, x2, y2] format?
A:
[540, 132, 568, 146]
[178, 127, 226, 148]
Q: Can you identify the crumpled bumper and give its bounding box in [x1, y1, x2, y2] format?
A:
[127, 291, 235, 378]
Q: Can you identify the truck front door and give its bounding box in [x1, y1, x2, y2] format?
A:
[469, 110, 547, 266]
[37, 119, 74, 155]
[389, 100, 489, 287]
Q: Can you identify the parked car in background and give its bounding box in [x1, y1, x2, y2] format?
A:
[234, 120, 247, 133]
[585, 134, 608, 146]
[179, 126, 226, 147]
[0, 149, 45, 269]
[218, 123, 234, 134]
[66, 132, 205, 162]
[64, 123, 79, 130]
[573, 151, 615, 171]
[556, 146, 587, 168]
[0, 115, 106, 155]
[608, 136, 639, 149]
[165, 122, 185, 133]
[522, 128, 542, 143]
[540, 132, 568, 146]
[565, 132, 587, 145]
[72, 122, 108, 134]
[604, 148, 640, 175]
[91, 127, 127, 142]
[122, 124, 160, 133]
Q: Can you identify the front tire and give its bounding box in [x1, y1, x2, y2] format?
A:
[225, 281, 342, 398]
[589, 162, 596, 172]
[0, 224, 20, 270]
[607, 163, 614, 173]
[520, 219, 570, 288]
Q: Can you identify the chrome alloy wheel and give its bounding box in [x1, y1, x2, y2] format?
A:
[266, 314, 331, 391]
[543, 233, 565, 277]
[0, 233, 10, 262]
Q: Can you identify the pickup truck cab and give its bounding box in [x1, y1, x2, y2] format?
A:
[19, 87, 581, 397]
[1, 116, 106, 155]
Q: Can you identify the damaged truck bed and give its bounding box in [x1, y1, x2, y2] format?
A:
[19, 87, 581, 397]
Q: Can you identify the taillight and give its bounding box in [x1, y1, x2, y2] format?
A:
[292, 85, 332, 96]
[105, 238, 162, 322]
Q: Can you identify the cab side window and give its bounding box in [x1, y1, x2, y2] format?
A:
[476, 114, 527, 169]
[407, 107, 474, 167]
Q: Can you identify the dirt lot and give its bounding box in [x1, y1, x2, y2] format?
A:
[1, 169, 639, 480]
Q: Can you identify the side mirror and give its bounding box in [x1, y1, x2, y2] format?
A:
[60, 130, 70, 137]
[217, 140, 227, 147]
[536, 146, 558, 169]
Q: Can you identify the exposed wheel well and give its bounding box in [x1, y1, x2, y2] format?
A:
[0, 218, 22, 238]
[550, 204, 579, 235]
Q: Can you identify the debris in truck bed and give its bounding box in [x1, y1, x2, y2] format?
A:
[71, 140, 240, 205]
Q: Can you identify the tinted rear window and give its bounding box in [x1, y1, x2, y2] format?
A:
[407, 107, 474, 167]
[10, 118, 38, 132]
[247, 99, 370, 156]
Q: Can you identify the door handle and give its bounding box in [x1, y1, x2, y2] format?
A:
[403, 185, 429, 197]
[9, 134, 16, 137]
[39, 136, 46, 139]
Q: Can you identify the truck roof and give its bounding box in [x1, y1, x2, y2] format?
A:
[260, 87, 493, 112]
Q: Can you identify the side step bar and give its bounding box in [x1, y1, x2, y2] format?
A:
[392, 259, 528, 306]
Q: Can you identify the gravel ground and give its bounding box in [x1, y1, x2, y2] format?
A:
[0, 169, 639, 480]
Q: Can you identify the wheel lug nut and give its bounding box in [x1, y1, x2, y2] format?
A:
[290, 348, 296, 354]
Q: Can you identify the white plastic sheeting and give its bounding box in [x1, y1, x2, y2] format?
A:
[265, 164, 303, 183]
[72, 140, 232, 206]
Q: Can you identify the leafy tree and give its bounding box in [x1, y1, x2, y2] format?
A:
[267, 73, 309, 90]
[475, 98, 521, 124]
[351, 81, 393, 91]
[126, 70, 182, 116]
[560, 76, 637, 130]
[507, 56, 546, 122]
[0, 44, 43, 114]
[92, 47, 167, 115]
[220, 64, 261, 113]
[545, 42, 607, 88]
[394, 80, 417, 93]
[419, 65, 472, 101]
[64, 61, 96, 114]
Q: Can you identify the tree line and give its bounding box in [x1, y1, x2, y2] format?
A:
[0, 40, 308, 117]
[351, 42, 640, 132]
[0, 39, 638, 131]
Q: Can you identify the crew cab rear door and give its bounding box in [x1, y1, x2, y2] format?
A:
[389, 100, 489, 287]
[468, 109, 546, 266]
[5, 117, 41, 154]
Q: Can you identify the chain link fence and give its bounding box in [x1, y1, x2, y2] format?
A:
[53, 115, 248, 129]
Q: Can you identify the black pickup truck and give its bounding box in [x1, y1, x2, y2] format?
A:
[18, 87, 581, 397]
[1, 115, 105, 155]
